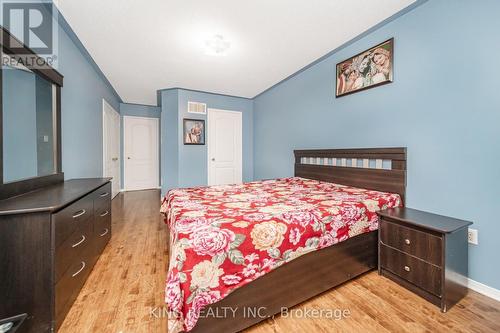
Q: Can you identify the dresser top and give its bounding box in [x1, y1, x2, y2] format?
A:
[377, 207, 472, 233]
[0, 178, 111, 216]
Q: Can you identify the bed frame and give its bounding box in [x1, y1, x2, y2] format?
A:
[186, 147, 407, 333]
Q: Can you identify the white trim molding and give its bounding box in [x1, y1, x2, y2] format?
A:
[120, 187, 161, 192]
[468, 278, 500, 302]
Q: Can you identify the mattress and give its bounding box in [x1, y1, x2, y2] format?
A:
[161, 177, 402, 332]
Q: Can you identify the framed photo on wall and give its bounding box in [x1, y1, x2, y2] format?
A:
[183, 118, 205, 145]
[336, 38, 394, 97]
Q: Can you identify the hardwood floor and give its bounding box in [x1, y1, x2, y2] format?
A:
[60, 190, 500, 333]
[59, 190, 167, 333]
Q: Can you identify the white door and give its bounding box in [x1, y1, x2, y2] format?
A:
[102, 99, 121, 198]
[207, 108, 242, 186]
[124, 116, 159, 191]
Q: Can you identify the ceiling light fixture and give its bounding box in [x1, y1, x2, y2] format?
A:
[205, 34, 231, 56]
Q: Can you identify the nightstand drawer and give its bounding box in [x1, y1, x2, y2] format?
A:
[380, 244, 442, 296]
[380, 219, 442, 266]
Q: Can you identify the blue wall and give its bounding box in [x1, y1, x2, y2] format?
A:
[160, 89, 254, 193]
[160, 90, 179, 193]
[253, 0, 500, 289]
[58, 18, 122, 179]
[120, 103, 161, 118]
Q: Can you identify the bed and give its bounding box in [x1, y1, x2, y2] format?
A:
[162, 148, 407, 333]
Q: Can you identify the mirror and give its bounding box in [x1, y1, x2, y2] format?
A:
[2, 57, 57, 183]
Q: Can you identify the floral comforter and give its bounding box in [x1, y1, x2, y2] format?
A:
[161, 177, 402, 332]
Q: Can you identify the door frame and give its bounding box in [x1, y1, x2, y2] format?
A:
[123, 115, 160, 191]
[102, 99, 121, 198]
[207, 108, 243, 186]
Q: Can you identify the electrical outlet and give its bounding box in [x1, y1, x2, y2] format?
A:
[468, 228, 478, 245]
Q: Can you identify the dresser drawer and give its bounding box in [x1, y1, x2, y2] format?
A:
[95, 199, 111, 223]
[53, 195, 94, 248]
[95, 208, 111, 254]
[93, 183, 112, 255]
[55, 244, 94, 329]
[380, 244, 442, 296]
[55, 219, 93, 283]
[93, 182, 111, 213]
[380, 219, 442, 266]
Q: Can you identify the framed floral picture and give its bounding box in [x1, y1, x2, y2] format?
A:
[336, 38, 393, 97]
[183, 119, 205, 145]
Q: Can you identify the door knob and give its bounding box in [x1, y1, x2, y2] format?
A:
[211, 158, 215, 161]
[112, 157, 118, 161]
[127, 157, 131, 160]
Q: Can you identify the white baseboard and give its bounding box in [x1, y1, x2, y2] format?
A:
[468, 278, 500, 302]
[120, 187, 161, 192]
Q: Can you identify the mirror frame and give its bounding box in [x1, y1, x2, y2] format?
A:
[0, 26, 64, 199]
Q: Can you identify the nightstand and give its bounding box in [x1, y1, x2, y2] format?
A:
[377, 207, 473, 312]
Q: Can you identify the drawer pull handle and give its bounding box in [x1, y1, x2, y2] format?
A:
[404, 266, 411, 272]
[404, 239, 411, 245]
[100, 210, 109, 217]
[72, 235, 86, 248]
[72, 209, 86, 219]
[72, 261, 86, 277]
[100, 192, 109, 197]
[99, 228, 109, 237]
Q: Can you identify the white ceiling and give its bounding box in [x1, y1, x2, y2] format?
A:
[56, 0, 416, 105]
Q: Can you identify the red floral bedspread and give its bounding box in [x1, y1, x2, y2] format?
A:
[161, 177, 402, 332]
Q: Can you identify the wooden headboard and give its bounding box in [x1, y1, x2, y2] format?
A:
[294, 148, 407, 203]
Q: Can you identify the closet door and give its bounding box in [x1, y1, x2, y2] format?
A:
[207, 108, 242, 186]
[123, 116, 159, 191]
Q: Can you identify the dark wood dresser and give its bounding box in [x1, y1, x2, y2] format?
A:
[0, 178, 112, 332]
[377, 207, 472, 312]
